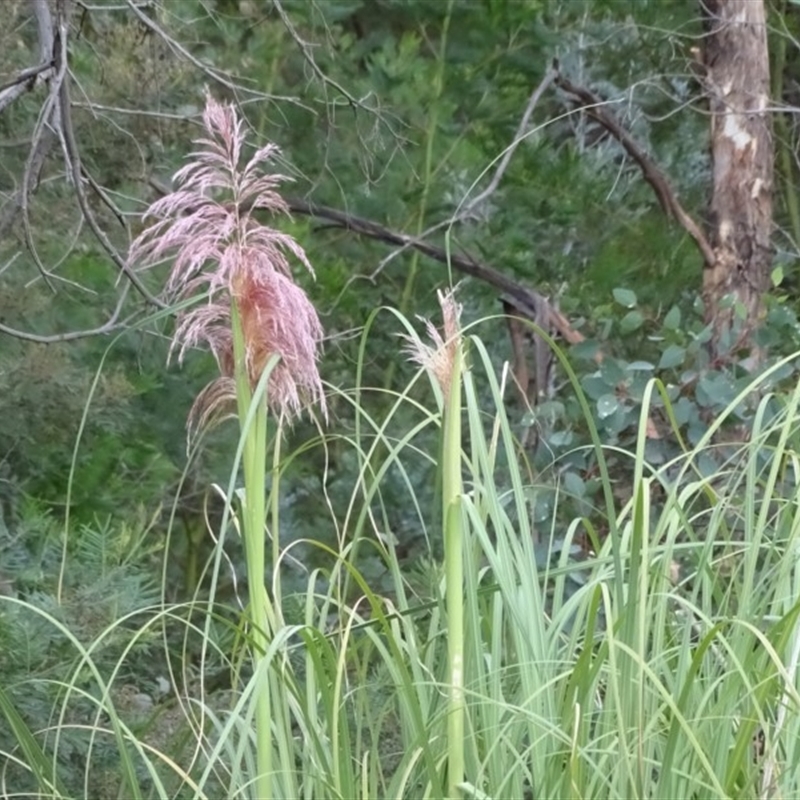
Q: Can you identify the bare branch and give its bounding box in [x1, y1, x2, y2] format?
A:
[271, 0, 368, 109]
[123, 0, 309, 107]
[0, 61, 54, 113]
[555, 71, 716, 266]
[0, 283, 131, 342]
[57, 56, 166, 307]
[284, 197, 582, 342]
[16, 0, 71, 292]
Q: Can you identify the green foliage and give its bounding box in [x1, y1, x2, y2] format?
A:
[3, 0, 800, 796]
[5, 313, 800, 797]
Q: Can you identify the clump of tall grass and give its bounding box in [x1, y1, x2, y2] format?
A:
[2, 94, 800, 799]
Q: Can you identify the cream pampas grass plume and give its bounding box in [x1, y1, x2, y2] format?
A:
[404, 287, 463, 402]
[127, 92, 326, 425]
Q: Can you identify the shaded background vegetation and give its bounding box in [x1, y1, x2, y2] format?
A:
[2, 0, 800, 582]
[2, 0, 800, 792]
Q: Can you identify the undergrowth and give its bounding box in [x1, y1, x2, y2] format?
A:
[3, 313, 800, 798]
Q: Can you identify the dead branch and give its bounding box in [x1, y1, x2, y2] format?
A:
[0, 0, 59, 243]
[0, 61, 55, 113]
[283, 196, 582, 340]
[555, 72, 716, 267]
[145, 175, 581, 341]
[0, 283, 131, 343]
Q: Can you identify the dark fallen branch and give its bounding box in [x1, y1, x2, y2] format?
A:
[555, 72, 716, 267]
[146, 175, 580, 340]
[284, 197, 584, 343]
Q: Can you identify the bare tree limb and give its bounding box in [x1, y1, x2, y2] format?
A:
[284, 197, 583, 341]
[0, 282, 131, 342]
[555, 71, 716, 266]
[0, 0, 59, 243]
[0, 61, 55, 113]
[16, 0, 71, 292]
[145, 175, 581, 341]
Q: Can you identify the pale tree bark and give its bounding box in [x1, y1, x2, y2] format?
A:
[700, 0, 773, 357]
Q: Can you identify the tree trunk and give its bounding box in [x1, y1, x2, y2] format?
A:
[701, 0, 773, 358]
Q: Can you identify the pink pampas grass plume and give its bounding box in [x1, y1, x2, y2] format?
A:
[127, 92, 326, 425]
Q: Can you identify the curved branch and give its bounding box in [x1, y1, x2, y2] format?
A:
[283, 197, 581, 341]
[555, 72, 716, 267]
[0, 283, 131, 343]
[146, 175, 581, 340]
[58, 59, 166, 307]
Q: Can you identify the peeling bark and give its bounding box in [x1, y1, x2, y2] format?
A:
[701, 0, 773, 356]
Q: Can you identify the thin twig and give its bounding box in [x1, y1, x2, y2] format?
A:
[58, 68, 166, 306]
[462, 68, 557, 217]
[0, 283, 131, 342]
[124, 0, 308, 107]
[271, 0, 368, 110]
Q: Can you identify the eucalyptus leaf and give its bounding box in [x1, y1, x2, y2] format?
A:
[620, 310, 644, 334]
[597, 393, 619, 419]
[582, 373, 610, 400]
[572, 340, 602, 361]
[562, 471, 586, 498]
[600, 358, 627, 385]
[613, 288, 637, 308]
[658, 345, 686, 370]
[663, 306, 681, 330]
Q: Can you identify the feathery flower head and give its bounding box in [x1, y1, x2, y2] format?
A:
[127, 92, 325, 423]
[404, 287, 463, 401]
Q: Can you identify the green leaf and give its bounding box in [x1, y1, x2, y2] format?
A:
[663, 306, 681, 330]
[612, 288, 637, 308]
[771, 265, 784, 287]
[563, 470, 586, 498]
[620, 310, 644, 334]
[549, 430, 573, 448]
[597, 393, 619, 419]
[600, 358, 626, 385]
[658, 345, 686, 370]
[582, 373, 609, 400]
[572, 340, 601, 361]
